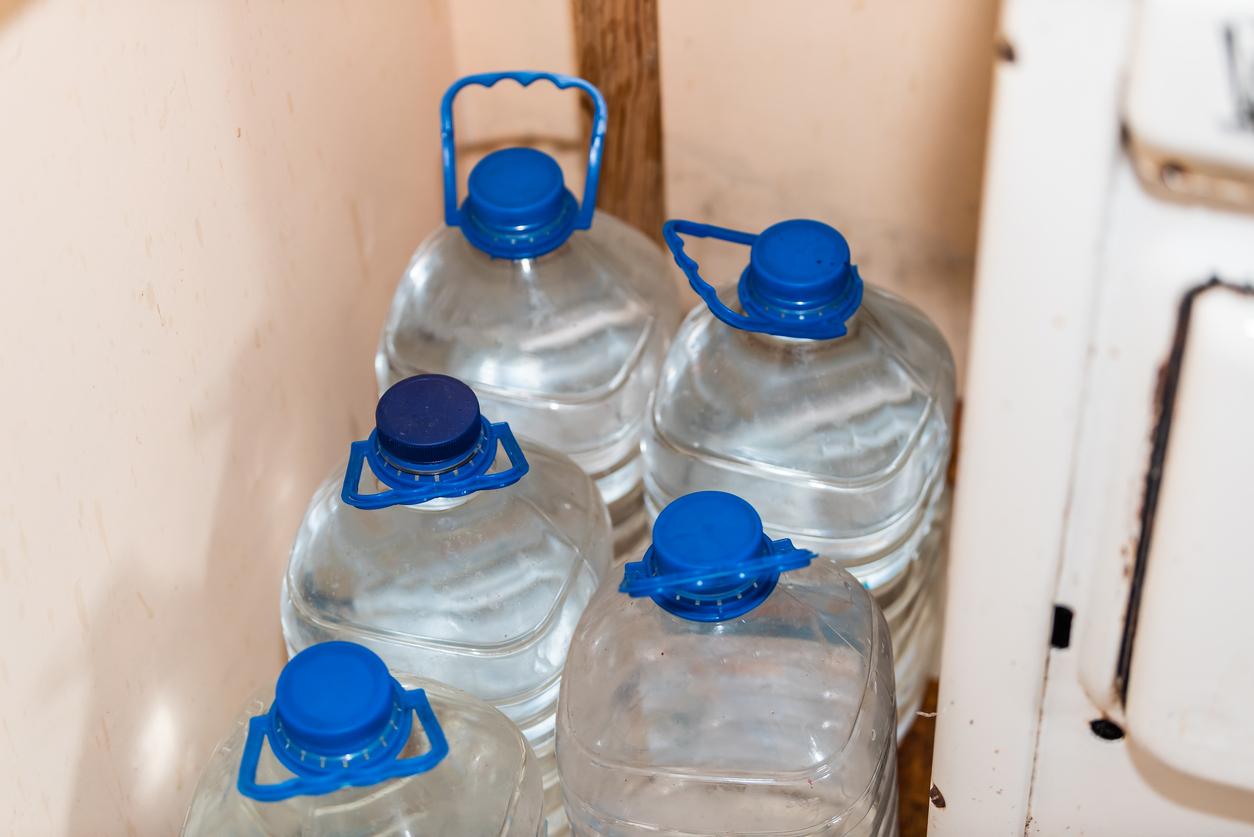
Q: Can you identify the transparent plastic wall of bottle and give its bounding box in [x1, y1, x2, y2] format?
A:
[556, 491, 899, 837]
[643, 218, 956, 737]
[374, 71, 683, 553]
[280, 374, 612, 835]
[182, 641, 546, 836]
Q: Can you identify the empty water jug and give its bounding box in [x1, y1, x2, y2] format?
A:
[556, 491, 898, 836]
[375, 71, 682, 553]
[281, 374, 612, 833]
[181, 641, 545, 836]
[644, 219, 955, 735]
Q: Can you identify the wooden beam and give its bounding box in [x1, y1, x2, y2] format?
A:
[573, 0, 666, 243]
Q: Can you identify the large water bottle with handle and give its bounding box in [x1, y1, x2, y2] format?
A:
[644, 218, 955, 737]
[181, 641, 546, 836]
[281, 373, 612, 834]
[556, 491, 899, 836]
[375, 71, 683, 554]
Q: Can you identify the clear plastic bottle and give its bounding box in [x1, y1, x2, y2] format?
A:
[375, 72, 682, 553]
[182, 641, 545, 836]
[556, 491, 898, 837]
[282, 374, 612, 834]
[644, 219, 955, 736]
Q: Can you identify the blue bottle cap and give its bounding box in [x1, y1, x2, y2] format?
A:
[237, 641, 451, 801]
[460, 147, 579, 259]
[740, 219, 859, 323]
[273, 642, 398, 757]
[651, 491, 765, 577]
[341, 375, 531, 510]
[620, 491, 815, 622]
[469, 148, 566, 228]
[375, 374, 483, 468]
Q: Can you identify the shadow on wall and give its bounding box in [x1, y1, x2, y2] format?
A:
[56, 4, 448, 833]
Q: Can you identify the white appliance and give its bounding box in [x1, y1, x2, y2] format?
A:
[931, 1, 1254, 834]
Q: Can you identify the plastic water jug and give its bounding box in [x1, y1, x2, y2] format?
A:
[556, 491, 898, 836]
[644, 219, 955, 734]
[181, 641, 546, 836]
[374, 71, 682, 553]
[281, 374, 612, 833]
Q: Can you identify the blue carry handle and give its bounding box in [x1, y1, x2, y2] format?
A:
[237, 685, 449, 802]
[663, 219, 862, 340]
[342, 418, 530, 510]
[662, 220, 764, 332]
[441, 71, 607, 232]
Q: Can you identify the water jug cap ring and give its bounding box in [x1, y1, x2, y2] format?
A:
[620, 491, 815, 622]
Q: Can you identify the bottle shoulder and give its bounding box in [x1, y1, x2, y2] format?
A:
[652, 285, 955, 486]
[285, 444, 611, 650]
[297, 441, 607, 537]
[184, 681, 539, 836]
[559, 561, 891, 779]
[380, 215, 682, 400]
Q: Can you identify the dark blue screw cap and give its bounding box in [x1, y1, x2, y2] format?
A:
[375, 375, 483, 467]
[274, 642, 395, 756]
[460, 147, 579, 258]
[742, 219, 856, 317]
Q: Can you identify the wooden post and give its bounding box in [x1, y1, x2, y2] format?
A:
[573, 0, 666, 243]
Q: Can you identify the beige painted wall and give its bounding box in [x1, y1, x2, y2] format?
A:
[0, 2, 451, 833]
[0, 1, 994, 833]
[445, 0, 586, 195]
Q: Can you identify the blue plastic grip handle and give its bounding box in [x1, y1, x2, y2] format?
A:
[662, 219, 768, 333]
[441, 71, 607, 232]
[237, 686, 449, 802]
[341, 421, 530, 510]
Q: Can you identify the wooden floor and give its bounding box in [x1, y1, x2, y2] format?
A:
[896, 679, 939, 837]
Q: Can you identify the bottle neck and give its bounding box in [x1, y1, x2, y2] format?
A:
[457, 226, 573, 274]
[744, 308, 862, 348]
[355, 470, 482, 513]
[401, 494, 478, 512]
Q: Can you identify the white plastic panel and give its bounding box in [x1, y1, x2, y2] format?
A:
[1126, 0, 1254, 175]
[929, 3, 1136, 834]
[938, 0, 1254, 833]
[1030, 159, 1254, 837]
[1126, 285, 1254, 790]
